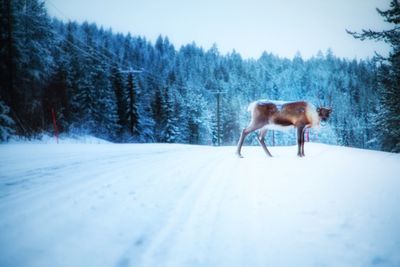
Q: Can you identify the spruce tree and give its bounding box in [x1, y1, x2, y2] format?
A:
[44, 23, 71, 133]
[152, 83, 166, 142]
[0, 0, 54, 134]
[111, 66, 128, 134]
[348, 0, 400, 152]
[164, 86, 179, 143]
[0, 99, 15, 141]
[0, 0, 19, 115]
[127, 72, 139, 136]
[62, 21, 83, 130]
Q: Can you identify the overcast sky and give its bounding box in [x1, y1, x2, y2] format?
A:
[46, 0, 392, 60]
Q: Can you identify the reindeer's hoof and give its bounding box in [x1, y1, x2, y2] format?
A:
[236, 153, 244, 158]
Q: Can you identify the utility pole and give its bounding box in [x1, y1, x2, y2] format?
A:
[216, 91, 221, 146]
[212, 89, 226, 146]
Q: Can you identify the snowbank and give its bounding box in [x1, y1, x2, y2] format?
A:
[6, 133, 111, 144]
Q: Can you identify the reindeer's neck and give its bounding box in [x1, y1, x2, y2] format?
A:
[307, 103, 320, 128]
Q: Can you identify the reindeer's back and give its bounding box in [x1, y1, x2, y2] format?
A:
[280, 101, 308, 116]
[273, 101, 311, 126]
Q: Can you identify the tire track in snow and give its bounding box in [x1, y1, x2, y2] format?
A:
[125, 149, 235, 267]
[0, 146, 190, 205]
[0, 145, 217, 267]
[200, 155, 266, 267]
[156, 155, 238, 267]
[135, 150, 272, 267]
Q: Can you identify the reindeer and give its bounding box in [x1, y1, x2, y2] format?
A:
[236, 100, 332, 158]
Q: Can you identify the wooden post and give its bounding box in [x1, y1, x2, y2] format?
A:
[272, 130, 275, 146]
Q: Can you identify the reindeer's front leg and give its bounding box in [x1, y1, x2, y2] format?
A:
[301, 127, 306, 157]
[297, 126, 305, 157]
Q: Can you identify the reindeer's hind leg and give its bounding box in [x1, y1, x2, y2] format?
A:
[258, 127, 273, 157]
[236, 122, 263, 158]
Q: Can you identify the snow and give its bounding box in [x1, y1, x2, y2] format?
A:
[6, 134, 111, 144]
[257, 99, 290, 106]
[0, 142, 399, 267]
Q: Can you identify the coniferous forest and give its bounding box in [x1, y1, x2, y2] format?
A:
[1, 0, 399, 152]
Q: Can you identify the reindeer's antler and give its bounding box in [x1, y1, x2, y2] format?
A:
[328, 92, 333, 110]
[317, 91, 323, 108]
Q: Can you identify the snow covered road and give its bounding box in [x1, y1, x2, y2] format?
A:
[0, 143, 399, 267]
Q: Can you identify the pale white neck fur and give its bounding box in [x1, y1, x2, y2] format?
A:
[307, 102, 320, 128]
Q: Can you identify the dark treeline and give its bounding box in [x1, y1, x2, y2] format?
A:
[1, 0, 398, 152]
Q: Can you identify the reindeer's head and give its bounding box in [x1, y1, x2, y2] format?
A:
[316, 93, 333, 124]
[317, 107, 332, 122]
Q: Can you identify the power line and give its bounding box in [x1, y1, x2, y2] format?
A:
[45, 0, 207, 94]
[47, 0, 152, 73]
[47, 0, 166, 80]
[46, 0, 124, 65]
[20, 2, 128, 72]
[50, 26, 161, 85]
